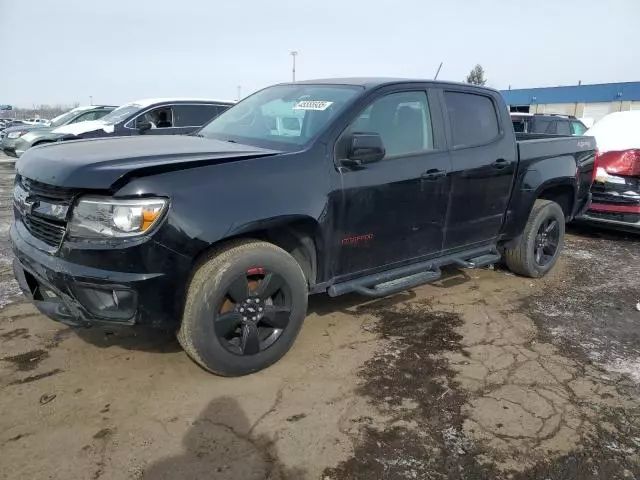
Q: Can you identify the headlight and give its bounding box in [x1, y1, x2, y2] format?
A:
[7, 130, 26, 139]
[69, 197, 168, 238]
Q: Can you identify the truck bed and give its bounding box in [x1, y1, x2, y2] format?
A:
[516, 133, 596, 163]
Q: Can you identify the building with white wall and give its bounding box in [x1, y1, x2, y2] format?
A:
[501, 82, 640, 123]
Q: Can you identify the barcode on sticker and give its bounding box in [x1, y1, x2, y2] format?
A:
[293, 101, 334, 111]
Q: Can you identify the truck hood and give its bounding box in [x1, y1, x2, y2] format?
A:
[16, 135, 282, 189]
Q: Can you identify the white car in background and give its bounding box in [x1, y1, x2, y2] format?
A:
[23, 118, 50, 126]
[580, 111, 640, 232]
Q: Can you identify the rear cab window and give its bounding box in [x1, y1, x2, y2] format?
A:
[444, 91, 500, 147]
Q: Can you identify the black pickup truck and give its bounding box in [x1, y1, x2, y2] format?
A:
[11, 79, 596, 376]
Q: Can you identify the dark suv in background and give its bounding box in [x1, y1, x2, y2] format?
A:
[48, 98, 235, 142]
[511, 113, 587, 136]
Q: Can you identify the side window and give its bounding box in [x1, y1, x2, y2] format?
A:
[571, 121, 586, 136]
[135, 106, 174, 129]
[71, 111, 102, 123]
[444, 91, 499, 147]
[173, 105, 225, 127]
[556, 120, 571, 135]
[531, 118, 552, 134]
[94, 109, 111, 121]
[344, 91, 435, 158]
[545, 120, 558, 134]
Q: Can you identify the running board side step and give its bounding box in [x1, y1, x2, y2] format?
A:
[452, 252, 502, 269]
[351, 269, 442, 297]
[327, 245, 498, 298]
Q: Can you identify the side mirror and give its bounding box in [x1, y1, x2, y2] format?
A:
[137, 121, 152, 133]
[344, 132, 385, 166]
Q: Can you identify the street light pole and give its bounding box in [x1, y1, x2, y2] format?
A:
[290, 51, 298, 82]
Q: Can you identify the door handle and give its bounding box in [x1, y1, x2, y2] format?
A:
[421, 169, 446, 180]
[492, 158, 509, 169]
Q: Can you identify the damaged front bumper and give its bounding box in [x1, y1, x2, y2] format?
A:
[10, 220, 190, 328]
[579, 174, 640, 232]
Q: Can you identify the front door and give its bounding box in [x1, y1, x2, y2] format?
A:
[133, 106, 181, 136]
[441, 89, 517, 251]
[332, 88, 451, 278]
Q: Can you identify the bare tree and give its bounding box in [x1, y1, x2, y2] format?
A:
[465, 64, 487, 86]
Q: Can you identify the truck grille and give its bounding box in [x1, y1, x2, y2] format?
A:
[23, 215, 67, 247]
[19, 176, 77, 202]
[15, 175, 79, 248]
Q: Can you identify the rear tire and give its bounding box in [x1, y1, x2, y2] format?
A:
[177, 240, 308, 376]
[504, 200, 565, 278]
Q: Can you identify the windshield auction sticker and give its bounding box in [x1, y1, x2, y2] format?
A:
[293, 101, 334, 111]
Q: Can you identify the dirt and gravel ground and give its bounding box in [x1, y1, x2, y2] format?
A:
[1, 154, 639, 479]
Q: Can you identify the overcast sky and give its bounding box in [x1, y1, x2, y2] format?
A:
[1, 0, 639, 107]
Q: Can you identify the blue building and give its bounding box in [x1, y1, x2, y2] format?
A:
[500, 82, 640, 122]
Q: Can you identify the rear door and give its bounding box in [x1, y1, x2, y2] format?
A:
[333, 87, 451, 277]
[173, 104, 229, 133]
[441, 89, 517, 251]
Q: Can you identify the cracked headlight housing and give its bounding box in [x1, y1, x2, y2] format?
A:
[69, 197, 168, 238]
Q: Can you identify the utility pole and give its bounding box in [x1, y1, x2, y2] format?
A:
[290, 51, 298, 82]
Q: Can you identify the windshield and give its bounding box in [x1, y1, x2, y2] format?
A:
[98, 104, 143, 125]
[199, 84, 362, 147]
[50, 108, 85, 127]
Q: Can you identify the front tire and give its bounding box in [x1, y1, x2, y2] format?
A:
[504, 199, 565, 278]
[178, 240, 308, 376]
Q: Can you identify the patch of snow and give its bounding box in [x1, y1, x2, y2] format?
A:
[442, 426, 470, 455]
[563, 249, 596, 260]
[52, 120, 113, 136]
[586, 111, 640, 153]
[0, 279, 22, 308]
[604, 357, 640, 383]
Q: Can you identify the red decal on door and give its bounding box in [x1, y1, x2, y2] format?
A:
[341, 234, 374, 245]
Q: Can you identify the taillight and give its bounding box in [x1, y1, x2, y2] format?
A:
[591, 150, 600, 183]
[598, 149, 640, 177]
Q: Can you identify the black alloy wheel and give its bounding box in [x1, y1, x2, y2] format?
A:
[534, 218, 560, 267]
[215, 268, 292, 356]
[504, 199, 565, 278]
